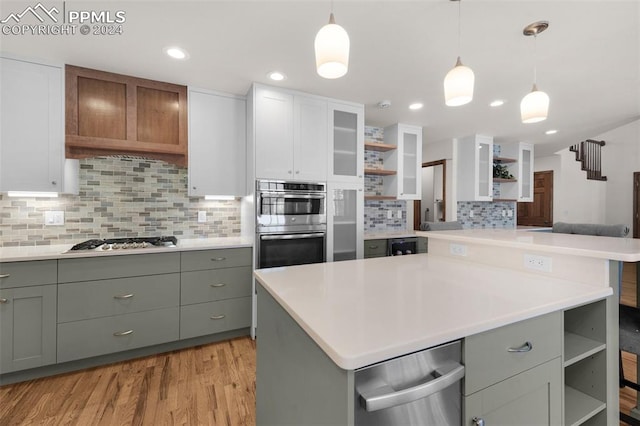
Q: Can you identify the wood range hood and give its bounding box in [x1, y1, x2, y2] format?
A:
[65, 65, 188, 167]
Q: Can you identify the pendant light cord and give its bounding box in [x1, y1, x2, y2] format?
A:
[457, 0, 462, 55]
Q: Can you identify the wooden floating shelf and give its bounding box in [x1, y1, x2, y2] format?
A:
[364, 142, 397, 152]
[494, 178, 517, 182]
[365, 195, 397, 201]
[365, 168, 397, 176]
[494, 156, 517, 163]
[493, 198, 517, 202]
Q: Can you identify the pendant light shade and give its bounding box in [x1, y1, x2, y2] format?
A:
[520, 84, 549, 123]
[314, 13, 350, 79]
[444, 56, 475, 106]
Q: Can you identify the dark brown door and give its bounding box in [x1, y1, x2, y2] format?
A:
[517, 171, 553, 227]
[633, 172, 640, 238]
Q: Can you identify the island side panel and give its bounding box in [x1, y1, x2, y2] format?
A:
[256, 285, 355, 426]
[609, 260, 621, 425]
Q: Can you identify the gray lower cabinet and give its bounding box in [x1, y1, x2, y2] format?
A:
[180, 248, 252, 339]
[0, 284, 57, 373]
[364, 239, 387, 258]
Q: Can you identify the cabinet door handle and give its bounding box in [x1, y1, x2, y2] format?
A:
[210, 314, 226, 320]
[0, 274, 10, 279]
[288, 170, 292, 174]
[472, 417, 485, 426]
[113, 329, 133, 336]
[113, 293, 134, 299]
[0, 298, 8, 303]
[369, 245, 379, 249]
[211, 257, 226, 262]
[295, 170, 300, 174]
[51, 181, 57, 185]
[507, 341, 533, 353]
[210, 283, 226, 288]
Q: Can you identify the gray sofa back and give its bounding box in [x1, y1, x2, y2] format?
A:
[552, 222, 629, 238]
[420, 221, 463, 231]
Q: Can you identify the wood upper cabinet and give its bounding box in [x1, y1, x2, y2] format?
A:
[65, 65, 188, 166]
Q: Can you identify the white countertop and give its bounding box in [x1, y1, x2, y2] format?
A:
[254, 254, 611, 370]
[416, 228, 640, 261]
[0, 236, 253, 262]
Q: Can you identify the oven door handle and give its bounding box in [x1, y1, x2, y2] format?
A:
[260, 233, 325, 241]
[260, 193, 325, 199]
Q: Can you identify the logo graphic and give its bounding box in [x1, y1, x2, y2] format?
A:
[1, 2, 59, 24]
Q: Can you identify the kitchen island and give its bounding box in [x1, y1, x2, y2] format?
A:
[254, 252, 613, 425]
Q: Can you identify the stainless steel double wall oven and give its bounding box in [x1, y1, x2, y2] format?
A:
[256, 180, 326, 268]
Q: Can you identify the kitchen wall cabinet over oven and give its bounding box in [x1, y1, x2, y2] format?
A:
[327, 181, 364, 261]
[0, 260, 58, 374]
[328, 102, 364, 183]
[253, 85, 327, 182]
[188, 88, 246, 197]
[0, 56, 64, 193]
[456, 134, 494, 202]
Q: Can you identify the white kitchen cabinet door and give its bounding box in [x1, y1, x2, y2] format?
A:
[382, 123, 423, 200]
[326, 181, 364, 262]
[0, 56, 64, 193]
[499, 142, 534, 202]
[293, 95, 327, 181]
[254, 86, 294, 180]
[328, 102, 364, 183]
[456, 134, 493, 201]
[188, 88, 246, 197]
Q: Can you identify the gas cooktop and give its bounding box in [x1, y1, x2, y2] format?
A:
[68, 236, 178, 252]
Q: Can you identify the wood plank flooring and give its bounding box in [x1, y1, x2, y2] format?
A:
[1, 263, 639, 425]
[0, 337, 256, 426]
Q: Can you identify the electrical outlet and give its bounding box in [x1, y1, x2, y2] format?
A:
[387, 210, 393, 219]
[450, 243, 467, 256]
[44, 211, 64, 226]
[502, 210, 506, 217]
[524, 254, 552, 272]
[507, 209, 513, 218]
[469, 210, 474, 218]
[396, 210, 402, 219]
[197, 211, 207, 223]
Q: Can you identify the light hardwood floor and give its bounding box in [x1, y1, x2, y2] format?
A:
[1, 264, 638, 425]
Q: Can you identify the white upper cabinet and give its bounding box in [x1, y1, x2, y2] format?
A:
[328, 102, 364, 183]
[253, 85, 327, 182]
[457, 134, 494, 202]
[499, 142, 534, 202]
[0, 56, 64, 193]
[383, 124, 423, 200]
[188, 88, 247, 197]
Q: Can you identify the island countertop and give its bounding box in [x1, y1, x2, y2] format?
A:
[254, 253, 611, 370]
[417, 228, 640, 262]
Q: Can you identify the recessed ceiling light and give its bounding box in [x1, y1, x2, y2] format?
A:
[268, 71, 287, 81]
[164, 46, 189, 60]
[545, 129, 558, 135]
[409, 103, 423, 110]
[489, 99, 505, 107]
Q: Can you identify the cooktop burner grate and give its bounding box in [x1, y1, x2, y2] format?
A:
[69, 236, 178, 251]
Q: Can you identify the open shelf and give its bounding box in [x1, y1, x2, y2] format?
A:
[365, 168, 397, 176]
[494, 156, 517, 163]
[365, 195, 396, 201]
[364, 142, 397, 152]
[564, 386, 606, 426]
[564, 332, 606, 367]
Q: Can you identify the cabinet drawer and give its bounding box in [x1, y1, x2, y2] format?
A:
[180, 297, 251, 339]
[57, 307, 179, 362]
[58, 273, 180, 323]
[464, 311, 561, 395]
[0, 260, 57, 289]
[58, 252, 180, 283]
[180, 248, 251, 271]
[417, 237, 428, 253]
[364, 239, 387, 258]
[181, 266, 252, 305]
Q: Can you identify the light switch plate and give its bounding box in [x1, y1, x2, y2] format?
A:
[44, 211, 64, 226]
[197, 211, 207, 223]
[387, 210, 393, 219]
[396, 210, 402, 219]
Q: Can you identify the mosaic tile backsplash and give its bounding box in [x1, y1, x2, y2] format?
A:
[457, 201, 516, 229]
[0, 157, 241, 247]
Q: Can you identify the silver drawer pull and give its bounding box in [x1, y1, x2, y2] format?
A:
[369, 245, 379, 249]
[210, 283, 226, 288]
[507, 341, 533, 353]
[210, 314, 226, 320]
[0, 298, 8, 303]
[113, 329, 133, 336]
[211, 257, 226, 261]
[0, 274, 10, 279]
[113, 293, 134, 299]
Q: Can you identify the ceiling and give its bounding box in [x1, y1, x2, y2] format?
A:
[2, 0, 639, 157]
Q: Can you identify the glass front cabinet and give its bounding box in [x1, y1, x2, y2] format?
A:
[328, 102, 364, 183]
[327, 181, 364, 261]
[383, 123, 423, 200]
[456, 134, 494, 202]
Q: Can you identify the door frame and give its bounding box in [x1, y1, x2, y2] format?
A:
[633, 172, 640, 238]
[413, 159, 446, 230]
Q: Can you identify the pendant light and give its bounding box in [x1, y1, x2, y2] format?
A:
[314, 2, 350, 79]
[520, 21, 550, 123]
[444, 0, 474, 106]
